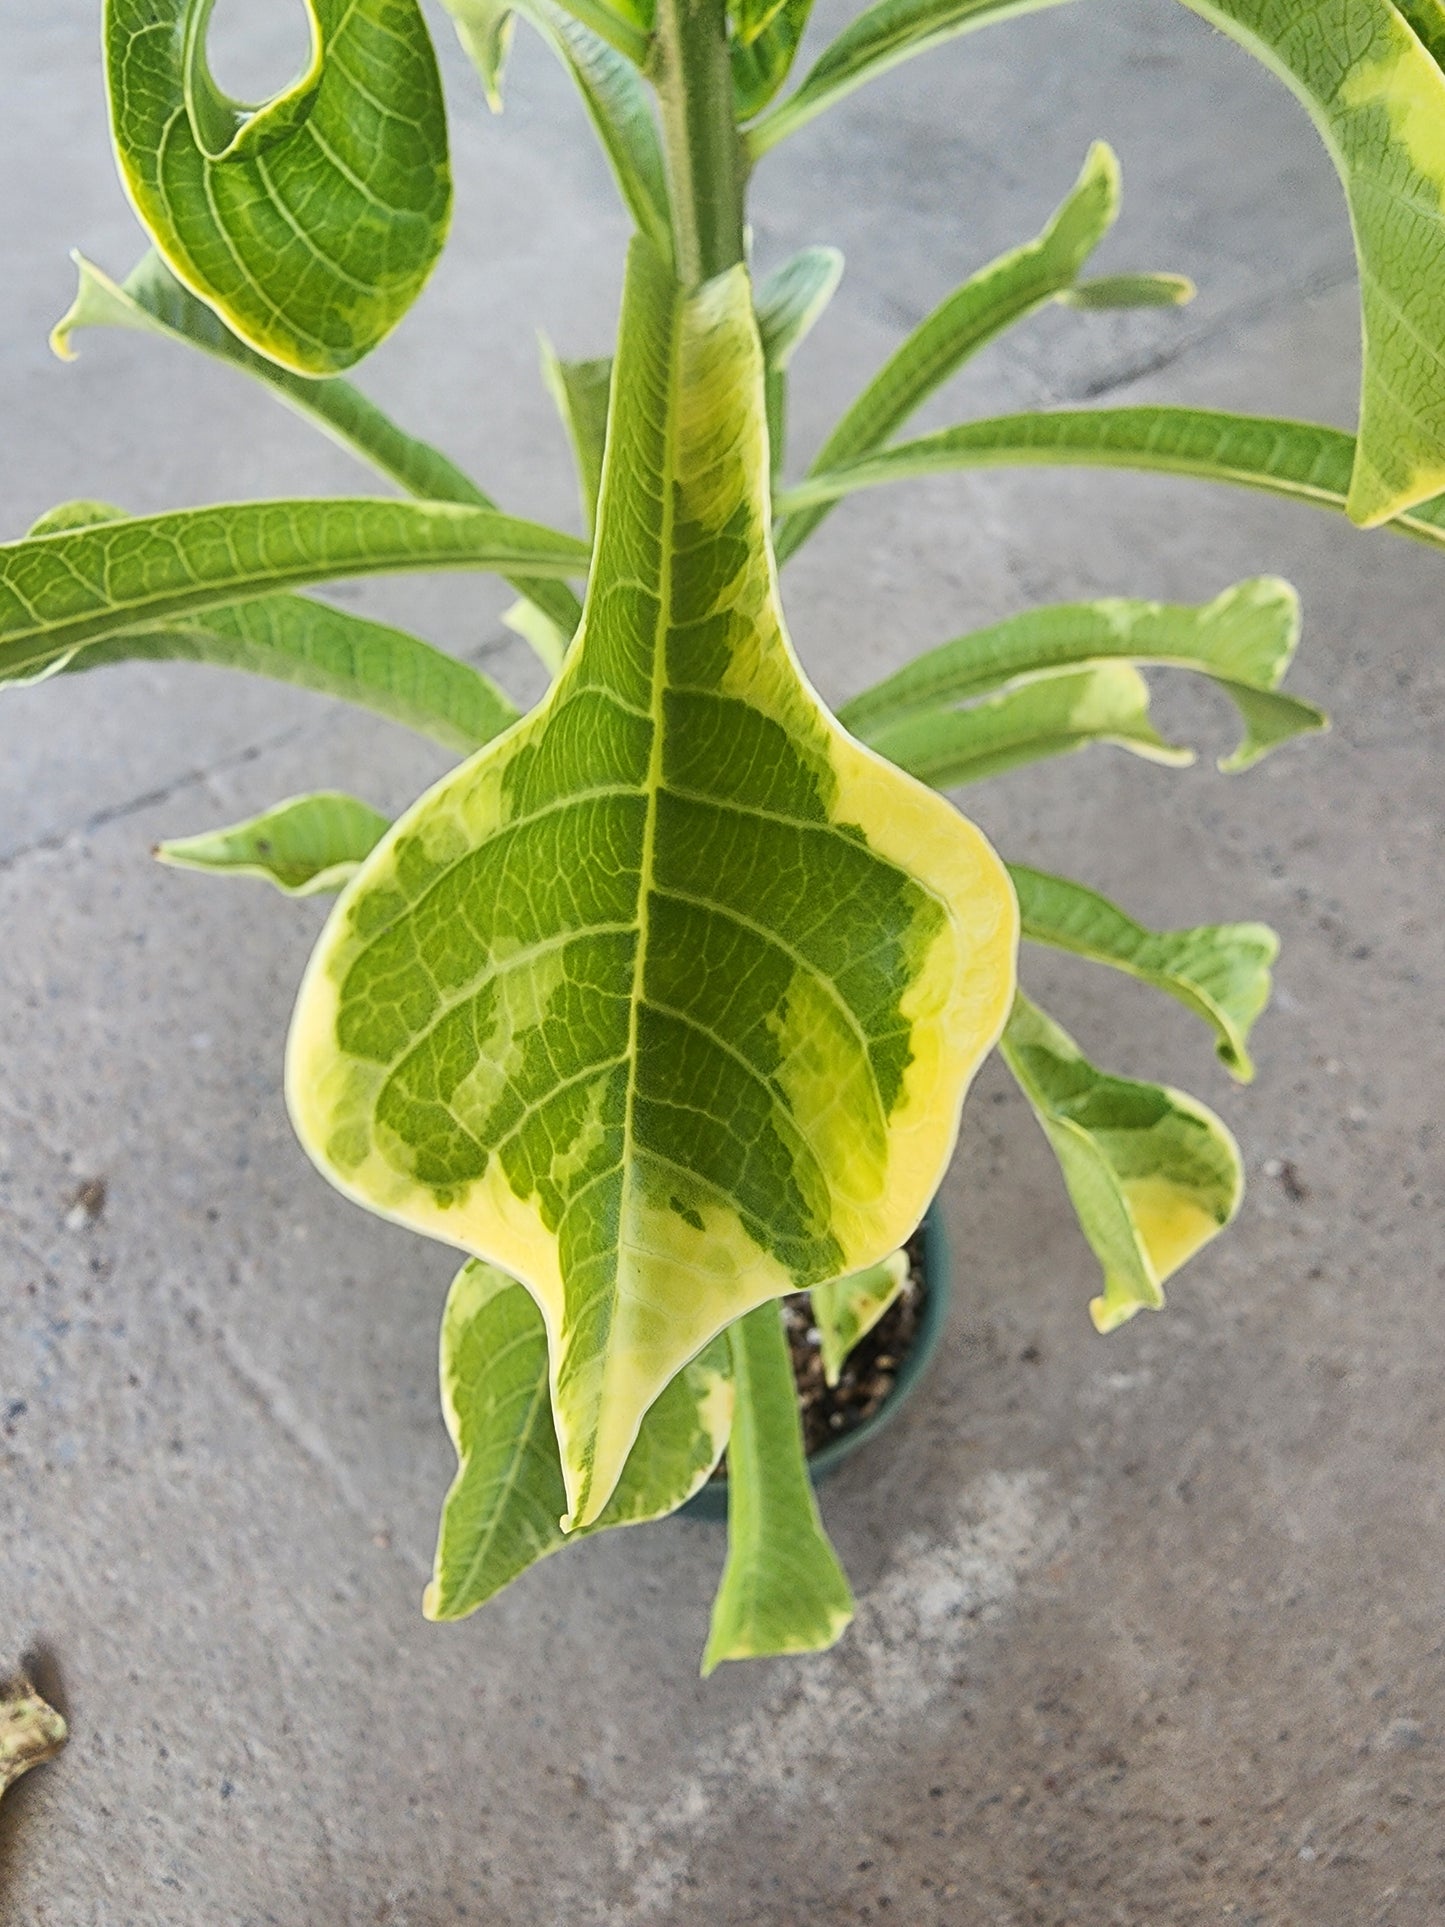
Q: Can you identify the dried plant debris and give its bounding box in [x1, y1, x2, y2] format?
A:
[0, 1677, 67, 1804]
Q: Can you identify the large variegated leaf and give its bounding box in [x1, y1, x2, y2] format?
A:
[156, 793, 390, 897]
[1179, 0, 1445, 525]
[286, 237, 1018, 1529]
[811, 1248, 909, 1386]
[51, 253, 583, 647]
[839, 579, 1326, 773]
[426, 1261, 732, 1621]
[863, 662, 1191, 787]
[104, 0, 452, 375]
[1010, 866, 1277, 1081]
[1001, 993, 1243, 1332]
[0, 499, 588, 685]
[775, 143, 1126, 563]
[702, 1301, 854, 1672]
[777, 405, 1445, 556]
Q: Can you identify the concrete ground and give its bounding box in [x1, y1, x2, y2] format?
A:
[2, 1, 1442, 1921]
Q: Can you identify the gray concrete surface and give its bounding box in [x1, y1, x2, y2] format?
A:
[2, 2, 1442, 1921]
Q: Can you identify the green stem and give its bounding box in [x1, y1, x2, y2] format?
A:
[652, 0, 746, 285]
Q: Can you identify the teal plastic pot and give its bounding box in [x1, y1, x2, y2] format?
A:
[681, 1202, 950, 1521]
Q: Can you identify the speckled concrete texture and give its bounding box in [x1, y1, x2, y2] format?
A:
[1, 3, 1442, 1922]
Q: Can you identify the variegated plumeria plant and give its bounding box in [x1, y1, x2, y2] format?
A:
[10, 0, 1445, 1667]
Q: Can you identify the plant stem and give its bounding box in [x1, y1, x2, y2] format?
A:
[652, 0, 745, 285]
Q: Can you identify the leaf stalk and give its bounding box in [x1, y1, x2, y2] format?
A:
[652, 0, 746, 284]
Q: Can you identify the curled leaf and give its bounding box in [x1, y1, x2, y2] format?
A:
[1001, 992, 1243, 1332]
[104, 0, 452, 373]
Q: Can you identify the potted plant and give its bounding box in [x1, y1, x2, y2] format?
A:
[8, 0, 1445, 1671]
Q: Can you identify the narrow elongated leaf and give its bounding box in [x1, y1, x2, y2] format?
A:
[51, 252, 584, 645]
[53, 596, 518, 755]
[426, 1260, 733, 1621]
[448, 0, 669, 247]
[702, 1300, 854, 1672]
[1059, 273, 1194, 309]
[863, 662, 1191, 787]
[1001, 993, 1243, 1332]
[104, 0, 452, 375]
[732, 0, 816, 120]
[1178, 0, 1445, 525]
[156, 792, 390, 896]
[811, 1248, 909, 1386]
[1009, 866, 1277, 1080]
[774, 144, 1123, 562]
[776, 405, 1445, 556]
[442, 0, 516, 108]
[838, 578, 1327, 772]
[0, 498, 589, 684]
[12, 501, 521, 753]
[287, 237, 1018, 1529]
[540, 342, 614, 533]
[746, 0, 1075, 157]
[753, 247, 845, 370]
[511, 0, 671, 252]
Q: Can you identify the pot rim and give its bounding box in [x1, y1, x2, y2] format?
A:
[680, 1200, 950, 1520]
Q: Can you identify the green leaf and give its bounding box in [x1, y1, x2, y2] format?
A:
[287, 236, 1018, 1529]
[0, 498, 589, 685]
[426, 1260, 733, 1621]
[1009, 866, 1277, 1081]
[754, 246, 844, 487]
[862, 662, 1192, 788]
[1059, 272, 1194, 309]
[1178, 0, 1445, 525]
[13, 500, 521, 753]
[104, 0, 452, 375]
[1001, 992, 1243, 1333]
[838, 578, 1327, 773]
[732, 0, 815, 120]
[775, 404, 1445, 557]
[774, 143, 1122, 563]
[501, 597, 572, 677]
[540, 341, 614, 534]
[753, 246, 844, 370]
[63, 598, 517, 755]
[156, 792, 391, 896]
[501, 0, 671, 251]
[810, 1248, 909, 1386]
[442, 0, 516, 109]
[701, 1300, 854, 1673]
[746, 0, 1075, 157]
[0, 1678, 67, 1806]
[51, 251, 584, 647]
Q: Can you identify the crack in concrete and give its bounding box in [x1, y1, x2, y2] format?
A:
[1068, 263, 1359, 405]
[0, 721, 308, 879]
[172, 1277, 429, 1587]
